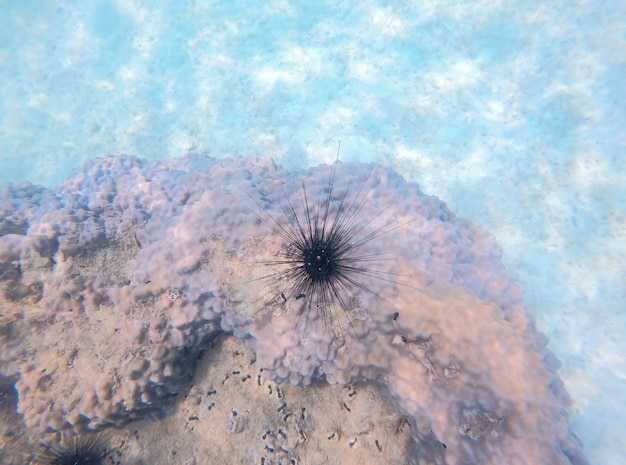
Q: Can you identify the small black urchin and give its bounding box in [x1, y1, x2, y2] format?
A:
[36, 434, 109, 465]
[253, 153, 404, 338]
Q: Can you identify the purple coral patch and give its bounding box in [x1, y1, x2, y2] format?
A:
[0, 154, 586, 465]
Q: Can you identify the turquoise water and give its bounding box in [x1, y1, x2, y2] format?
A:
[1, 1, 624, 463]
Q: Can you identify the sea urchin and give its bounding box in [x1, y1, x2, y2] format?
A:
[252, 153, 407, 340]
[37, 434, 109, 465]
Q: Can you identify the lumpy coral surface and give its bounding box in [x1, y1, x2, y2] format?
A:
[0, 154, 587, 464]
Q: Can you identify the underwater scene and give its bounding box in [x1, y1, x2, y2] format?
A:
[0, 1, 624, 464]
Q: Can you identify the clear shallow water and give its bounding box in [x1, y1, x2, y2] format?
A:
[0, 1, 624, 463]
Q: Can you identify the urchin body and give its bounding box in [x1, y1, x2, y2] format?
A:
[256, 158, 398, 338]
[280, 211, 371, 313]
[302, 240, 338, 281]
[36, 435, 108, 465]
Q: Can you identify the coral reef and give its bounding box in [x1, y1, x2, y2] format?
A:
[0, 154, 587, 464]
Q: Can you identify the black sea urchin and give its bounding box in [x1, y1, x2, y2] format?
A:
[36, 434, 109, 465]
[252, 153, 408, 340]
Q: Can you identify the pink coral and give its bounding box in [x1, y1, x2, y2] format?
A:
[0, 154, 586, 464]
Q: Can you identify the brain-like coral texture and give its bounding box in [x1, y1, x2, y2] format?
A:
[0, 154, 586, 465]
